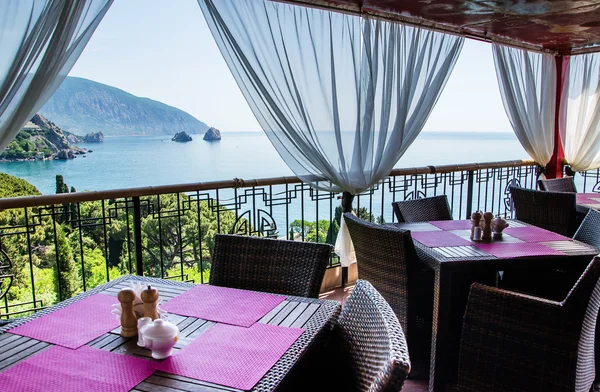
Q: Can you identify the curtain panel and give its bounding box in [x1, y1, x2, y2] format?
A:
[0, 0, 112, 151]
[492, 44, 556, 167]
[561, 53, 600, 172]
[198, 0, 463, 265]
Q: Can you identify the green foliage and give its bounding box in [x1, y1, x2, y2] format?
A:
[0, 172, 41, 197]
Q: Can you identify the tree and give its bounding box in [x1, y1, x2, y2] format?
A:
[52, 224, 79, 300]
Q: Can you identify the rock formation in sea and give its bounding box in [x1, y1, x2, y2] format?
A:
[203, 127, 221, 141]
[83, 131, 104, 143]
[172, 132, 192, 142]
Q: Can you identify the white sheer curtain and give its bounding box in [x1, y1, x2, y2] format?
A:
[199, 0, 463, 265]
[492, 44, 556, 167]
[561, 53, 600, 172]
[0, 0, 112, 151]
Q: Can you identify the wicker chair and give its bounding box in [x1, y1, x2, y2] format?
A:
[458, 256, 600, 392]
[509, 186, 578, 237]
[538, 176, 577, 193]
[343, 213, 432, 377]
[332, 279, 411, 392]
[573, 209, 600, 248]
[391, 195, 452, 223]
[209, 234, 331, 298]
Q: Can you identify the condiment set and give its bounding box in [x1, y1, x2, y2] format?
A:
[470, 211, 508, 241]
[117, 285, 179, 359]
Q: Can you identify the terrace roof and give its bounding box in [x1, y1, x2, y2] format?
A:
[281, 0, 600, 55]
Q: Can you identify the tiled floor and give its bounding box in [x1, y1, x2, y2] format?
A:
[319, 285, 429, 392]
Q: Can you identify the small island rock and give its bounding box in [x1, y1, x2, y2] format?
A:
[83, 131, 104, 143]
[203, 127, 221, 141]
[172, 132, 192, 142]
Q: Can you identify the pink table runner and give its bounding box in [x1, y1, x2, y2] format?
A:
[411, 231, 472, 247]
[161, 285, 286, 327]
[429, 220, 472, 231]
[0, 346, 155, 392]
[156, 323, 304, 390]
[577, 193, 600, 204]
[9, 293, 119, 349]
[472, 242, 565, 259]
[504, 226, 567, 242]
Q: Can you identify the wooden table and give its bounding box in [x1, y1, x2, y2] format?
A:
[0, 275, 341, 391]
[393, 220, 599, 392]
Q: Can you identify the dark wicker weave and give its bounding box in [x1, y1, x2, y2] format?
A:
[538, 176, 577, 193]
[334, 279, 411, 392]
[343, 213, 432, 377]
[209, 234, 331, 298]
[574, 209, 600, 248]
[509, 186, 578, 237]
[391, 195, 452, 223]
[458, 256, 600, 392]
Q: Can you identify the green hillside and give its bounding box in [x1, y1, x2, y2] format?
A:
[40, 77, 209, 136]
[0, 172, 41, 198]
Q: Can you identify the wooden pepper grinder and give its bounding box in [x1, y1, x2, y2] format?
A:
[141, 285, 159, 320]
[482, 212, 493, 241]
[470, 211, 482, 240]
[117, 288, 138, 337]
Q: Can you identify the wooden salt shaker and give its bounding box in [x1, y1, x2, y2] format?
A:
[470, 211, 482, 240]
[482, 212, 493, 241]
[117, 288, 138, 337]
[141, 285, 159, 320]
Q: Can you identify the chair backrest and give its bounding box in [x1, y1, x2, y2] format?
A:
[343, 213, 418, 332]
[391, 195, 452, 223]
[509, 186, 577, 236]
[335, 280, 411, 392]
[209, 234, 331, 298]
[538, 176, 577, 193]
[573, 209, 600, 249]
[562, 256, 600, 391]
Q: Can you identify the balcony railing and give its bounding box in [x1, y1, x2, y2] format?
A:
[0, 159, 539, 319]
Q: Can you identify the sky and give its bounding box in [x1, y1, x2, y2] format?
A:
[68, 0, 513, 133]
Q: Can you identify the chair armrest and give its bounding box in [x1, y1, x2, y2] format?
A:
[458, 283, 577, 391]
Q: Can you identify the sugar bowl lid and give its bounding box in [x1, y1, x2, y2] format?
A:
[143, 319, 178, 339]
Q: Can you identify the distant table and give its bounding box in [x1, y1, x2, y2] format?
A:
[576, 193, 600, 210]
[393, 220, 599, 392]
[0, 275, 341, 391]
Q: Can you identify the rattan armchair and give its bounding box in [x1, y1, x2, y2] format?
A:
[332, 279, 411, 392]
[209, 234, 331, 298]
[538, 176, 577, 193]
[391, 195, 452, 223]
[343, 213, 432, 377]
[509, 186, 578, 237]
[458, 256, 600, 392]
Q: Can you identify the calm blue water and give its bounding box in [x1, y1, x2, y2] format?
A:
[0, 131, 528, 195]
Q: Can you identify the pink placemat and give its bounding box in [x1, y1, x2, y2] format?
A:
[577, 193, 600, 204]
[0, 345, 155, 392]
[9, 293, 119, 349]
[412, 231, 472, 247]
[429, 220, 472, 231]
[161, 285, 286, 327]
[156, 323, 304, 390]
[472, 242, 566, 259]
[504, 226, 567, 242]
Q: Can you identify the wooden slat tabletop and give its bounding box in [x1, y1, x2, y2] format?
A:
[0, 276, 341, 392]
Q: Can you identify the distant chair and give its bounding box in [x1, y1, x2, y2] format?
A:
[392, 195, 452, 223]
[538, 176, 577, 193]
[331, 280, 411, 392]
[509, 186, 578, 237]
[458, 256, 600, 392]
[209, 234, 331, 298]
[343, 213, 432, 377]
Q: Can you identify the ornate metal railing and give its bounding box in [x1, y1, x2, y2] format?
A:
[0, 159, 537, 319]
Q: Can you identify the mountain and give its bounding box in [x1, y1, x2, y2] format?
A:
[39, 77, 209, 136]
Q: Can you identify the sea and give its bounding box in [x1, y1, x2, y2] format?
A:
[0, 131, 529, 195]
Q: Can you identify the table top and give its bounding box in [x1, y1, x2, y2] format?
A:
[0, 275, 341, 392]
[577, 193, 600, 210]
[393, 219, 599, 266]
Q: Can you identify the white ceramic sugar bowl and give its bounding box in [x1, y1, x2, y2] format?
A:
[140, 319, 180, 359]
